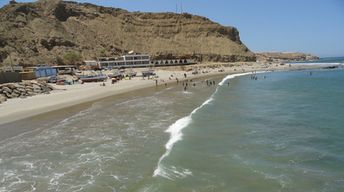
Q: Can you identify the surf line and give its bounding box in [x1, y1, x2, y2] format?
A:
[153, 72, 255, 179]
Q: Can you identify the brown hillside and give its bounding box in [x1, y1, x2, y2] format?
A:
[256, 52, 319, 62]
[0, 0, 256, 66]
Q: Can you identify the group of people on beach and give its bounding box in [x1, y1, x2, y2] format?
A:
[205, 79, 216, 86]
[181, 79, 196, 91]
[250, 71, 267, 81]
[153, 71, 233, 92]
[181, 78, 219, 91]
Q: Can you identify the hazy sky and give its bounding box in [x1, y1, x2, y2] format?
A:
[1, 0, 343, 57]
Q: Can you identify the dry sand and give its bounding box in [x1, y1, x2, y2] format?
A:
[0, 63, 327, 125]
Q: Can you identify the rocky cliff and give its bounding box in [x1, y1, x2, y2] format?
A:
[0, 0, 256, 66]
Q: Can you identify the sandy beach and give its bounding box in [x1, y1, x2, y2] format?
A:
[0, 62, 328, 125]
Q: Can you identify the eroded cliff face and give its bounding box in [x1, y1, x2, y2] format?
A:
[0, 0, 256, 66]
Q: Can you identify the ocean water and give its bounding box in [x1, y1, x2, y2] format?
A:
[288, 56, 344, 65]
[1, 68, 344, 192]
[148, 69, 344, 192]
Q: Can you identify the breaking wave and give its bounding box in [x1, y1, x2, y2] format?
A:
[153, 72, 254, 179]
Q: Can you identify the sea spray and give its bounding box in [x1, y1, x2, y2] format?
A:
[153, 72, 254, 179]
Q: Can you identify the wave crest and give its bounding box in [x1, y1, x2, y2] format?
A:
[153, 72, 257, 179]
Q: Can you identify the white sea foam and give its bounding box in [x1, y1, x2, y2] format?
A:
[218, 72, 253, 86]
[254, 170, 291, 189]
[153, 72, 256, 179]
[183, 90, 193, 94]
[30, 182, 37, 192]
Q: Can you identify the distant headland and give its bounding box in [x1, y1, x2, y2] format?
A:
[256, 52, 319, 62]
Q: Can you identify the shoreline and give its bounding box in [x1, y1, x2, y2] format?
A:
[0, 63, 332, 125]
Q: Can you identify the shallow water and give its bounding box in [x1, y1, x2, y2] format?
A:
[1, 69, 344, 192]
[0, 79, 217, 192]
[147, 69, 344, 192]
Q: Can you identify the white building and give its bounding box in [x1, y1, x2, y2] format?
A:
[98, 54, 151, 69]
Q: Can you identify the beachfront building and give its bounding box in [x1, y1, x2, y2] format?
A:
[0, 70, 22, 84]
[26, 66, 57, 78]
[22, 65, 77, 79]
[1, 65, 23, 72]
[98, 54, 151, 69]
[150, 59, 194, 66]
[84, 53, 196, 69]
[53, 65, 77, 75]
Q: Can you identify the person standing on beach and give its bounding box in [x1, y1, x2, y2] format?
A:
[155, 79, 158, 86]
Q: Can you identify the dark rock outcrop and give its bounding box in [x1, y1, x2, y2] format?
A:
[40, 37, 76, 51]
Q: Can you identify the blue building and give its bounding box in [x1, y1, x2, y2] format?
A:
[31, 66, 57, 78]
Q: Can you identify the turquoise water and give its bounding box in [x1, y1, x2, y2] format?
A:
[148, 69, 344, 191]
[1, 68, 344, 192]
[289, 56, 344, 65]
